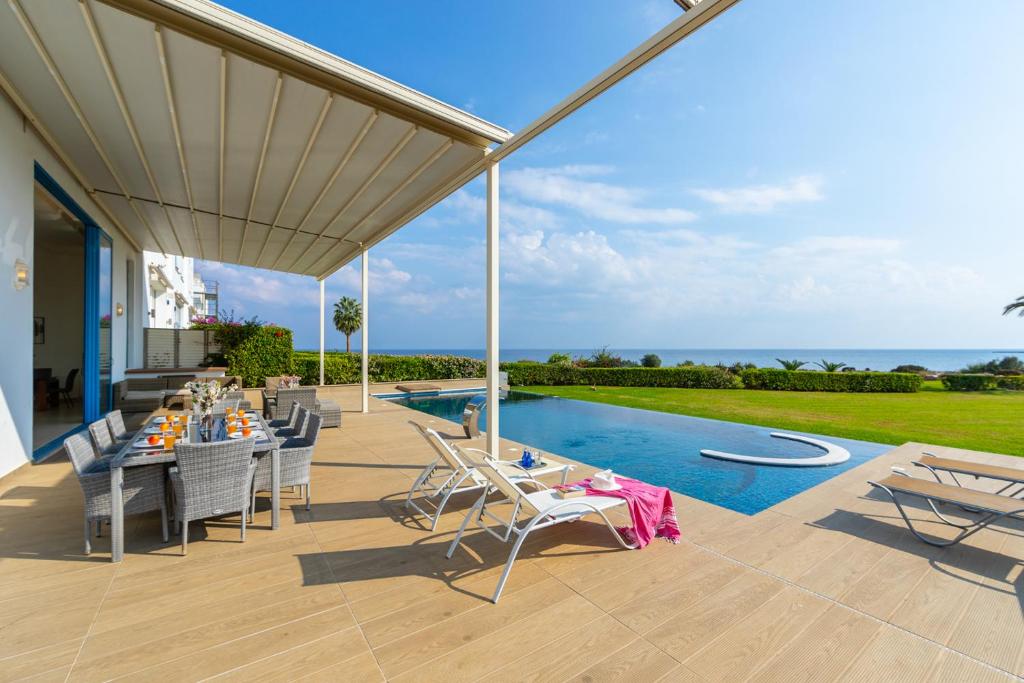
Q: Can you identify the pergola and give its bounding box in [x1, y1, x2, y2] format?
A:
[0, 0, 738, 456]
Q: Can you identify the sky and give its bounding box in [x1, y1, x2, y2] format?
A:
[199, 0, 1024, 351]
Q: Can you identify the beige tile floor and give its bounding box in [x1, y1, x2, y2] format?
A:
[1, 380, 1022, 682]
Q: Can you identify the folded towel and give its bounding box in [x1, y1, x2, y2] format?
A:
[579, 476, 680, 548]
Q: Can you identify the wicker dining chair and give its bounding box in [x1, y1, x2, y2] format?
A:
[271, 387, 317, 421]
[252, 412, 322, 518]
[104, 409, 136, 443]
[169, 438, 258, 555]
[88, 419, 122, 456]
[212, 398, 241, 418]
[64, 433, 168, 555]
[223, 390, 252, 411]
[270, 403, 306, 440]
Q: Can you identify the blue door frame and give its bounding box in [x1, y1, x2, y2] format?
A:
[33, 163, 113, 459]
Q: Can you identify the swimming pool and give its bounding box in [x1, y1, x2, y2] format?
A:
[388, 390, 892, 515]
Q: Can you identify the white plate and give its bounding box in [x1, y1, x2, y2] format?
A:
[144, 427, 163, 434]
[133, 439, 163, 449]
[228, 431, 265, 439]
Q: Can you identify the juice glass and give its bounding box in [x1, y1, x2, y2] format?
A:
[163, 434, 176, 451]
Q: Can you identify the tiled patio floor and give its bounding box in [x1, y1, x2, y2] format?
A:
[1, 381, 1022, 681]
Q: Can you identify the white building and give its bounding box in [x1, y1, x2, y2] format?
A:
[144, 251, 195, 329]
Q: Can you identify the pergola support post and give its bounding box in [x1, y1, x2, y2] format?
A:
[485, 162, 500, 457]
[361, 246, 369, 413]
[318, 278, 325, 386]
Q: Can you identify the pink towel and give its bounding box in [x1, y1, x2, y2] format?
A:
[579, 476, 680, 548]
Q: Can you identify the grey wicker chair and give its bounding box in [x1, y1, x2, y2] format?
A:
[271, 387, 317, 421]
[104, 410, 136, 443]
[88, 419, 121, 456]
[252, 412, 321, 517]
[270, 403, 305, 439]
[169, 438, 258, 555]
[223, 390, 252, 411]
[64, 433, 168, 554]
[212, 398, 240, 418]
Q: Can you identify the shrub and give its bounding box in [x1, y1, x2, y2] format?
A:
[740, 369, 921, 393]
[891, 364, 928, 373]
[578, 347, 626, 368]
[941, 374, 998, 391]
[641, 353, 662, 368]
[291, 352, 485, 385]
[962, 356, 1024, 374]
[221, 324, 293, 388]
[502, 363, 740, 389]
[996, 375, 1024, 390]
[547, 352, 572, 365]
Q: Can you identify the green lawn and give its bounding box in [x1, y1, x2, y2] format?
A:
[521, 381, 1024, 456]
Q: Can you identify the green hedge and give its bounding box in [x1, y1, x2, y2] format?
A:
[997, 375, 1024, 390]
[741, 368, 921, 392]
[502, 363, 739, 389]
[942, 374, 998, 391]
[292, 352, 485, 385]
[223, 325, 293, 388]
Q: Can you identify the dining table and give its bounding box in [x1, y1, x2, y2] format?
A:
[108, 409, 281, 563]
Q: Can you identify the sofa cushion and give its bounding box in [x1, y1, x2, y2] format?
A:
[126, 378, 168, 392]
[123, 390, 166, 402]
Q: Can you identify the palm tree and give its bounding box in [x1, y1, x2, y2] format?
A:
[1004, 295, 1024, 317]
[776, 358, 807, 371]
[815, 359, 847, 372]
[333, 296, 361, 352]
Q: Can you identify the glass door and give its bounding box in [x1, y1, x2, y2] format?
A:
[98, 232, 113, 414]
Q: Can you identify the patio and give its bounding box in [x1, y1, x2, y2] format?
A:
[1, 380, 1021, 681]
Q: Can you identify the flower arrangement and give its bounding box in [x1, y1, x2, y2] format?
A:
[280, 375, 301, 389]
[185, 379, 238, 418]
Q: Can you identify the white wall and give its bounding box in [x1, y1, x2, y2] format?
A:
[0, 92, 143, 479]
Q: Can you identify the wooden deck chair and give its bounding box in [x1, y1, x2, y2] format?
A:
[869, 473, 1024, 547]
[405, 421, 532, 530]
[446, 452, 636, 603]
[913, 453, 1024, 500]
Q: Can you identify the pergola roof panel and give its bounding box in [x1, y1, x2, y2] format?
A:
[0, 0, 511, 277]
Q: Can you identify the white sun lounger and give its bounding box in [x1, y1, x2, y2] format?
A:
[446, 448, 636, 603]
[404, 422, 568, 530]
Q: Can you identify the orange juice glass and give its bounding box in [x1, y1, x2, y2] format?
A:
[163, 434, 176, 451]
[172, 423, 183, 437]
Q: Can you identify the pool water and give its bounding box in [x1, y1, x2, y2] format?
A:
[389, 390, 892, 515]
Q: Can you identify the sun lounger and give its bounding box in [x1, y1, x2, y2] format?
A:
[405, 422, 567, 530]
[869, 474, 1024, 547]
[446, 450, 636, 603]
[913, 453, 1024, 498]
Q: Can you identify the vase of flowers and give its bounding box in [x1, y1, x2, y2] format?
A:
[280, 375, 301, 389]
[186, 379, 238, 440]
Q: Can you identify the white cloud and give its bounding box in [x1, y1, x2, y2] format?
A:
[504, 166, 697, 225]
[691, 176, 824, 214]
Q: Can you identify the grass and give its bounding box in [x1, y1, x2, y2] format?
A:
[521, 381, 1024, 456]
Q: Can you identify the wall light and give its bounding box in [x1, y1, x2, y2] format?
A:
[116, 303, 124, 317]
[14, 259, 29, 290]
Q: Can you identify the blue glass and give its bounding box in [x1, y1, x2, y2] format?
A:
[390, 390, 891, 515]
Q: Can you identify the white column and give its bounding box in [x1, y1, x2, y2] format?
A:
[318, 278, 325, 386]
[485, 162, 500, 456]
[361, 246, 369, 413]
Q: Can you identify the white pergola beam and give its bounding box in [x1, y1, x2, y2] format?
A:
[315, 0, 740, 281]
[270, 108, 378, 271]
[255, 92, 333, 267]
[310, 137, 453, 278]
[10, 0, 163, 254]
[154, 25, 200, 257]
[289, 124, 417, 273]
[218, 50, 226, 261]
[485, 162, 499, 457]
[239, 72, 283, 263]
[361, 246, 369, 413]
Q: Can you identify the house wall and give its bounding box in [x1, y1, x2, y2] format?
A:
[0, 92, 144, 478]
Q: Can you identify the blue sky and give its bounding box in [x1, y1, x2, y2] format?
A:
[200, 0, 1024, 351]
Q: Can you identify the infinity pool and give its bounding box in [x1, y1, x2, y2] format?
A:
[388, 390, 892, 515]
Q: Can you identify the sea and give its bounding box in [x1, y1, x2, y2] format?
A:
[304, 349, 1023, 373]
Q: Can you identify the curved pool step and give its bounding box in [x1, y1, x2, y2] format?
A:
[700, 432, 850, 467]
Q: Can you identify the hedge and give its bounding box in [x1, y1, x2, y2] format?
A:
[942, 374, 998, 391]
[740, 368, 921, 392]
[997, 375, 1024, 390]
[292, 352, 485, 385]
[502, 363, 739, 389]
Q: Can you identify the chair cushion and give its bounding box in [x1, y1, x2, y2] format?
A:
[124, 390, 166, 402]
